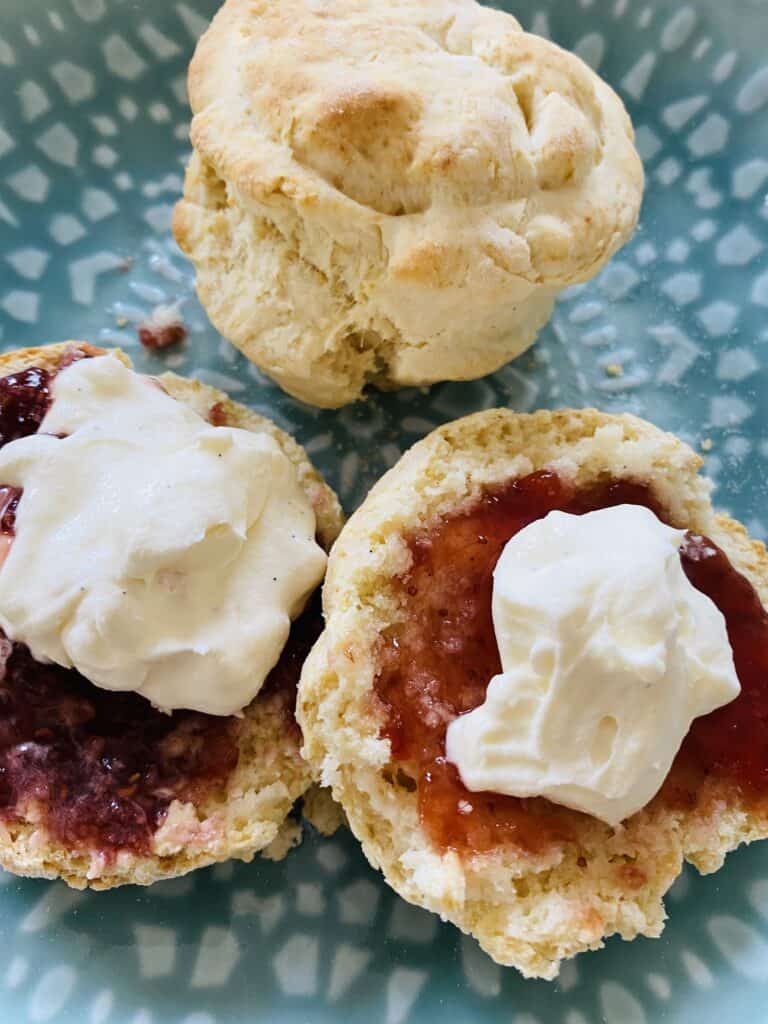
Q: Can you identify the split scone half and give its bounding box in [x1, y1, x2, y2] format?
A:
[174, 0, 643, 407]
[0, 342, 342, 889]
[297, 408, 768, 978]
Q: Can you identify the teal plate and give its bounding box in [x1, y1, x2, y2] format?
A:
[1, 0, 767, 1021]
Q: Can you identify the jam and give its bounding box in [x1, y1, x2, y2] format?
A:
[677, 533, 768, 791]
[375, 472, 768, 856]
[0, 361, 315, 855]
[261, 590, 323, 712]
[0, 487, 21, 535]
[208, 401, 228, 427]
[0, 367, 52, 447]
[0, 600, 319, 856]
[0, 639, 239, 854]
[0, 352, 91, 535]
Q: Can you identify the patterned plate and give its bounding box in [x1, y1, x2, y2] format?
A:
[1, 1, 767, 1021]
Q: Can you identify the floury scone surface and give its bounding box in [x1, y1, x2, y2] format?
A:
[174, 0, 643, 406]
[0, 0, 768, 1022]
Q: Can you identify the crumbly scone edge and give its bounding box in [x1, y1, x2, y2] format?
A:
[0, 342, 343, 889]
[297, 407, 768, 978]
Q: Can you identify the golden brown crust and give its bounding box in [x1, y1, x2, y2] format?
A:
[0, 343, 343, 889]
[0, 341, 109, 375]
[297, 407, 768, 978]
[174, 0, 643, 406]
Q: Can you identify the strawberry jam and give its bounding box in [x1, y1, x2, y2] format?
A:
[0, 363, 314, 856]
[375, 471, 768, 856]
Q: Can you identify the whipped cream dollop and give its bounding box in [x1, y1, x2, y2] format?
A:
[445, 504, 740, 825]
[0, 354, 326, 715]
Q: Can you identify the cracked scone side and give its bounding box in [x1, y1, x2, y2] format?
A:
[174, 0, 643, 407]
[0, 342, 343, 890]
[297, 408, 768, 977]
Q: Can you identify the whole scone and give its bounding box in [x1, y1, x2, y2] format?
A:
[174, 0, 644, 407]
[0, 342, 343, 890]
[297, 408, 768, 977]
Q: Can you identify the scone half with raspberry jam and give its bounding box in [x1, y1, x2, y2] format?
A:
[297, 408, 768, 978]
[0, 342, 342, 889]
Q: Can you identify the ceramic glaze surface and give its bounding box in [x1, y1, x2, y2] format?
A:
[0, 0, 767, 1021]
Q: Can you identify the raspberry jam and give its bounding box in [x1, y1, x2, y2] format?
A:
[0, 600, 318, 856]
[375, 472, 768, 856]
[0, 364, 314, 856]
[0, 640, 239, 854]
[0, 367, 52, 447]
[0, 487, 21, 535]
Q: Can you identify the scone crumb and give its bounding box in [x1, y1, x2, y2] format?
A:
[605, 362, 624, 377]
[701, 438, 714, 452]
[261, 818, 302, 861]
[138, 303, 187, 350]
[302, 785, 346, 836]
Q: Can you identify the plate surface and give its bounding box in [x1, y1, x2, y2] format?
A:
[1, 1, 767, 1021]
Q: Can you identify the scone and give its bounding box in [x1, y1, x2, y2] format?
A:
[173, 0, 644, 407]
[0, 342, 342, 890]
[297, 408, 768, 978]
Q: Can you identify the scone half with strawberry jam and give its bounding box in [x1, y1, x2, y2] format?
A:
[297, 408, 768, 978]
[0, 342, 342, 889]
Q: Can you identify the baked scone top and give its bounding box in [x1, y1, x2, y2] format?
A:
[189, 0, 643, 287]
